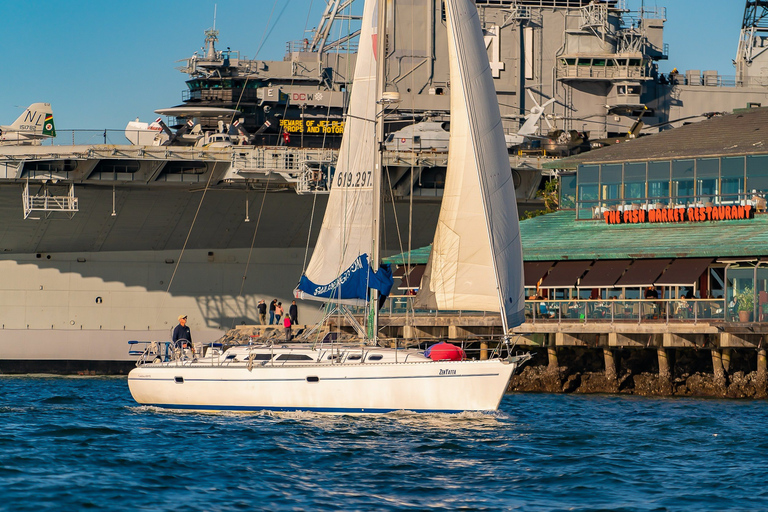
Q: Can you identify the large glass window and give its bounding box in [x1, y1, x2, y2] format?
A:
[600, 164, 622, 184]
[696, 158, 719, 178]
[697, 178, 718, 204]
[648, 160, 670, 180]
[757, 265, 768, 322]
[577, 165, 600, 218]
[578, 184, 599, 219]
[647, 160, 670, 205]
[747, 155, 768, 195]
[623, 162, 646, 203]
[600, 164, 622, 209]
[726, 265, 755, 322]
[722, 156, 745, 177]
[671, 159, 694, 204]
[560, 173, 576, 209]
[579, 165, 599, 184]
[722, 156, 745, 203]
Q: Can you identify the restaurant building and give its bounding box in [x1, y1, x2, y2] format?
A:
[533, 106, 768, 323]
[376, 109, 768, 388]
[387, 107, 768, 326]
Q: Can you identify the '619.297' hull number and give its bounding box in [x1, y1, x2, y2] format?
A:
[336, 170, 372, 188]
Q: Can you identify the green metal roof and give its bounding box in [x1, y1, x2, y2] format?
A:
[385, 211, 768, 264]
[519, 210, 768, 260]
[383, 244, 432, 265]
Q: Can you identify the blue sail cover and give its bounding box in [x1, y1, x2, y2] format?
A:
[297, 255, 393, 302]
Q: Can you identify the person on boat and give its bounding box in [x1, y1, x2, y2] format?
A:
[172, 315, 194, 356]
[269, 299, 277, 324]
[289, 300, 298, 325]
[257, 300, 267, 325]
[284, 315, 292, 341]
[275, 302, 284, 324]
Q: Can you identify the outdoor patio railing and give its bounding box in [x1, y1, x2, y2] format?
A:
[377, 298, 741, 324]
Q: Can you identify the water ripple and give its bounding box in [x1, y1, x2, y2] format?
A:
[2, 376, 768, 511]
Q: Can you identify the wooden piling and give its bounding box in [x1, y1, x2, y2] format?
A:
[603, 348, 617, 381]
[721, 348, 732, 373]
[711, 349, 725, 383]
[757, 348, 767, 397]
[547, 347, 558, 371]
[657, 347, 670, 380]
[480, 341, 488, 360]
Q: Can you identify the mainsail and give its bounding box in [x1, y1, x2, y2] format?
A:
[295, 0, 393, 305]
[415, 0, 525, 329]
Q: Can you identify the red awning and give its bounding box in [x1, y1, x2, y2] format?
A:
[539, 260, 593, 289]
[578, 259, 632, 288]
[524, 261, 554, 287]
[654, 258, 714, 287]
[614, 259, 671, 287]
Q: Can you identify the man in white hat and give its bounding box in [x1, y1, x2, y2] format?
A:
[172, 314, 193, 355]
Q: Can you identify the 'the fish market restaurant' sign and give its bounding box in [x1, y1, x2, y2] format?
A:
[603, 204, 754, 225]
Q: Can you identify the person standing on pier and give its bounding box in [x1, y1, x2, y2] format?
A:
[275, 302, 284, 325]
[257, 300, 267, 325]
[269, 299, 277, 324]
[289, 300, 298, 325]
[284, 315, 292, 342]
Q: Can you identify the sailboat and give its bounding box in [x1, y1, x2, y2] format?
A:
[127, 0, 530, 414]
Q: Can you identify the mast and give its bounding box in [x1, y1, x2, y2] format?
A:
[372, 0, 387, 345]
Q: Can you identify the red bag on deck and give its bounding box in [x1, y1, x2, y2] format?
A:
[425, 342, 465, 361]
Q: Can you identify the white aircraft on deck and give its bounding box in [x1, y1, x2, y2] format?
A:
[0, 103, 56, 145]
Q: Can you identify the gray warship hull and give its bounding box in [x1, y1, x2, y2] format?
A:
[0, 144, 442, 373]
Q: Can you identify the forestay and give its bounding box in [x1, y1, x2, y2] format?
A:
[415, 0, 525, 329]
[295, 0, 393, 305]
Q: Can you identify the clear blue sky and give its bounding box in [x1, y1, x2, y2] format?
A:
[0, 0, 745, 132]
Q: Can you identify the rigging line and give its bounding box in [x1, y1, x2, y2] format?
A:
[255, 0, 291, 61]
[232, 173, 274, 329]
[229, 0, 292, 128]
[406, 0, 416, 325]
[161, 161, 218, 325]
[302, 190, 319, 273]
[229, 0, 285, 127]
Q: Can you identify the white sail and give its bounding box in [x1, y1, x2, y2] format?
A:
[416, 0, 525, 329]
[295, 0, 392, 305]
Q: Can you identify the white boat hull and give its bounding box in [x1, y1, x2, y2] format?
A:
[128, 358, 520, 414]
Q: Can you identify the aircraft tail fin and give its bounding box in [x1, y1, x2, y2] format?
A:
[42, 113, 56, 137]
[5, 103, 54, 134]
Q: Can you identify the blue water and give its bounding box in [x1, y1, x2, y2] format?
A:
[2, 377, 768, 511]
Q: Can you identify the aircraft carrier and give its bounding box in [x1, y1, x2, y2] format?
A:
[3, 0, 768, 373]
